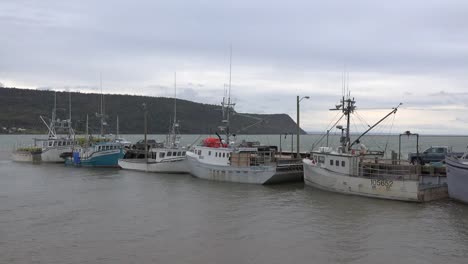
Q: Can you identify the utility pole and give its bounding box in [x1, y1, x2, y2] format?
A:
[143, 103, 148, 163]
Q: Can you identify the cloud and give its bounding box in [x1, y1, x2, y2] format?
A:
[1, 0, 468, 133]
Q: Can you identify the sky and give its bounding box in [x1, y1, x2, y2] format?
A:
[1, 0, 468, 134]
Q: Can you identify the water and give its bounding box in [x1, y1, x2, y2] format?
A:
[1, 135, 468, 263]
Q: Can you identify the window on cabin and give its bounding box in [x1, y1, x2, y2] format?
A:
[223, 153, 225, 158]
[342, 161, 345, 167]
[182, 151, 186, 156]
[330, 159, 333, 166]
[167, 151, 172, 157]
[173, 152, 177, 156]
[177, 152, 181, 156]
[49, 141, 53, 147]
[215, 152, 218, 157]
[318, 156, 325, 163]
[209, 151, 211, 156]
[335, 160, 339, 166]
[160, 152, 165, 158]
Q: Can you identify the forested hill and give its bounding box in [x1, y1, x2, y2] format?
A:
[0, 88, 307, 135]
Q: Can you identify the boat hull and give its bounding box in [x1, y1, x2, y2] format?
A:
[118, 158, 189, 173]
[68, 149, 124, 168]
[446, 156, 468, 203]
[303, 159, 422, 202]
[186, 152, 298, 184]
[41, 146, 73, 163]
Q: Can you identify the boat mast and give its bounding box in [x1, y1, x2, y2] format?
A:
[85, 114, 89, 142]
[227, 46, 232, 143]
[68, 90, 75, 138]
[171, 71, 178, 147]
[47, 91, 58, 139]
[100, 73, 104, 136]
[116, 115, 119, 139]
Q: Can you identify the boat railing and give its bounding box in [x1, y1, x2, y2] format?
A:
[358, 160, 420, 181]
[230, 151, 275, 167]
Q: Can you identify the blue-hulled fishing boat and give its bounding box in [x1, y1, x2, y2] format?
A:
[68, 141, 124, 167]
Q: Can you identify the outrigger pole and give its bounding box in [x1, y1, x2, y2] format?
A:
[349, 103, 403, 150]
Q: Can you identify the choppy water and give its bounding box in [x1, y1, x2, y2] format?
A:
[1, 134, 468, 263]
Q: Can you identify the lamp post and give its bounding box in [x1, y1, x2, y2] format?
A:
[297, 95, 310, 158]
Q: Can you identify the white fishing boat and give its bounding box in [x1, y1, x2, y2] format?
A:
[446, 149, 468, 204]
[186, 49, 303, 184]
[12, 91, 76, 163]
[303, 92, 447, 202]
[118, 72, 189, 173]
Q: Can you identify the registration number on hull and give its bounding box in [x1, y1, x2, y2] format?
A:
[370, 179, 393, 191]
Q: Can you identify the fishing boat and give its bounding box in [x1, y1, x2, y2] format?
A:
[12, 91, 76, 163]
[303, 92, 448, 202]
[446, 149, 468, 203]
[66, 78, 125, 167]
[186, 49, 303, 184]
[118, 73, 189, 173]
[69, 140, 125, 167]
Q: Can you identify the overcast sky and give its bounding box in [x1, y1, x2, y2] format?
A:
[1, 0, 468, 134]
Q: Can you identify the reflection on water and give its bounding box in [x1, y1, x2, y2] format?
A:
[1, 135, 468, 263]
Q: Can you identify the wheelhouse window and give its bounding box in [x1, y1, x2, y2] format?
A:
[173, 152, 177, 156]
[49, 141, 53, 147]
[330, 159, 334, 166]
[182, 151, 186, 156]
[223, 153, 226, 158]
[335, 160, 339, 166]
[341, 161, 345, 167]
[208, 151, 211, 156]
[177, 152, 181, 156]
[167, 152, 172, 157]
[159, 152, 165, 158]
[215, 152, 218, 157]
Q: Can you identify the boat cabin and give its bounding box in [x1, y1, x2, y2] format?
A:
[311, 148, 359, 176]
[193, 145, 276, 167]
[148, 148, 186, 162]
[35, 138, 77, 149]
